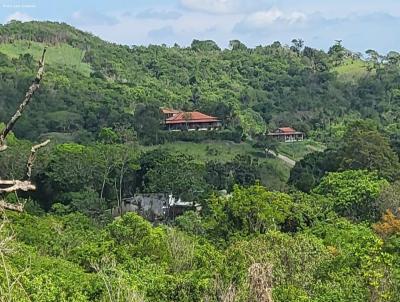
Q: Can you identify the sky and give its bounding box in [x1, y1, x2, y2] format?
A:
[0, 0, 400, 53]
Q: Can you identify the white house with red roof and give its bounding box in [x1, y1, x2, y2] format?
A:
[267, 127, 304, 142]
[161, 108, 221, 131]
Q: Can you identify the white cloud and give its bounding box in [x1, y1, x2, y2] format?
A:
[65, 4, 400, 53]
[181, 0, 244, 14]
[234, 8, 307, 32]
[181, 0, 400, 18]
[242, 9, 283, 26]
[287, 12, 308, 24]
[230, 11, 400, 53]
[5, 11, 33, 23]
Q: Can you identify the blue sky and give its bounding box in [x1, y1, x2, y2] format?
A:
[1, 0, 400, 53]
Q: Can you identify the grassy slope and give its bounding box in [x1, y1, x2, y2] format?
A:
[333, 59, 372, 82]
[276, 140, 326, 161]
[0, 40, 91, 76]
[143, 140, 291, 190]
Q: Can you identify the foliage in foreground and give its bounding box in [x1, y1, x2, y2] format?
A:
[1, 179, 400, 301]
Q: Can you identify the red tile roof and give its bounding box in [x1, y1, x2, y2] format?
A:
[278, 127, 297, 134]
[165, 111, 220, 124]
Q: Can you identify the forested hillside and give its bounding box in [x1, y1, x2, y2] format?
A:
[1, 21, 400, 143]
[1, 21, 400, 301]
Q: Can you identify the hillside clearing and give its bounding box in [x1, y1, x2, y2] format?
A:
[276, 140, 326, 162]
[141, 140, 291, 190]
[333, 59, 373, 81]
[0, 40, 91, 76]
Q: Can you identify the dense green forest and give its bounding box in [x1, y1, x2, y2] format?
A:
[1, 21, 400, 301]
[1, 21, 400, 143]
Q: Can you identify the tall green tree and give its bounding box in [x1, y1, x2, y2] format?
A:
[313, 170, 388, 221]
[133, 103, 162, 145]
[340, 122, 400, 181]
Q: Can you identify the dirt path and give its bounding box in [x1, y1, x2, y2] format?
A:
[266, 150, 296, 167]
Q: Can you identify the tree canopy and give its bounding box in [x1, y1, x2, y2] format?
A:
[2, 21, 400, 302]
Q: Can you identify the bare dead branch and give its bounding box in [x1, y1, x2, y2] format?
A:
[0, 180, 35, 212]
[0, 180, 23, 185]
[0, 200, 24, 213]
[26, 139, 50, 179]
[0, 180, 36, 193]
[0, 48, 47, 151]
[0, 48, 47, 213]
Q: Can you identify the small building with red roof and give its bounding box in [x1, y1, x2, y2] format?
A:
[161, 108, 221, 131]
[267, 127, 304, 142]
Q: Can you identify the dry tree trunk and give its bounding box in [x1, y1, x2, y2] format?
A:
[0, 48, 46, 151]
[0, 48, 49, 213]
[26, 139, 50, 179]
[0, 180, 36, 193]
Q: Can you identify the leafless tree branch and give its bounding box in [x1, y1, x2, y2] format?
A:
[0, 48, 46, 152]
[0, 48, 48, 213]
[0, 200, 24, 213]
[26, 139, 50, 179]
[0, 180, 36, 193]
